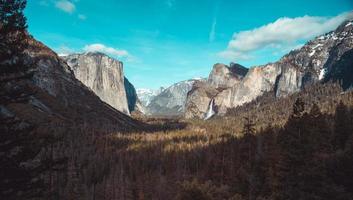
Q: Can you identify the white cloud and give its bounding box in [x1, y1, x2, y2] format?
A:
[55, 0, 76, 14]
[209, 17, 217, 42]
[219, 11, 353, 60]
[78, 14, 86, 20]
[83, 43, 136, 61]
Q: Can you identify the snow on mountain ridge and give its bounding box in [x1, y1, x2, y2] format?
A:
[137, 88, 164, 106]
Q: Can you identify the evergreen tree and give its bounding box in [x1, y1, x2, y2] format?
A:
[308, 103, 332, 154]
[292, 97, 305, 118]
[333, 101, 352, 150]
[259, 126, 279, 199]
[275, 101, 345, 200]
[274, 101, 308, 200]
[239, 117, 257, 200]
[328, 105, 353, 197]
[0, 0, 30, 76]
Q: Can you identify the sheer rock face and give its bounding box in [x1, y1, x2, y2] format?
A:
[124, 77, 146, 114]
[185, 20, 353, 119]
[184, 63, 248, 119]
[147, 79, 204, 116]
[62, 53, 130, 115]
[184, 81, 219, 119]
[208, 63, 248, 88]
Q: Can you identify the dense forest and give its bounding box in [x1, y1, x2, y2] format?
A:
[1, 1, 353, 199]
[11, 92, 350, 200]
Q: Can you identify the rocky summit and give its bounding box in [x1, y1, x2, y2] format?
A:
[208, 63, 248, 88]
[62, 52, 135, 115]
[185, 20, 353, 119]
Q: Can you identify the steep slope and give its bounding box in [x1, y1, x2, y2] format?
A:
[62, 53, 130, 115]
[147, 79, 205, 116]
[3, 34, 143, 132]
[185, 20, 353, 119]
[324, 48, 353, 90]
[124, 77, 146, 114]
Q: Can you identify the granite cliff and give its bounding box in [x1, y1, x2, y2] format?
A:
[185, 20, 353, 119]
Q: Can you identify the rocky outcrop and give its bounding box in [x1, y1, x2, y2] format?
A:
[62, 53, 130, 115]
[185, 63, 248, 119]
[208, 63, 248, 88]
[147, 79, 204, 116]
[184, 80, 219, 119]
[185, 20, 353, 119]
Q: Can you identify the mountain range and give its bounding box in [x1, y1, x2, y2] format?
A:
[5, 20, 352, 127]
[48, 20, 353, 120]
[185, 20, 353, 119]
[136, 88, 164, 107]
[2, 4, 353, 199]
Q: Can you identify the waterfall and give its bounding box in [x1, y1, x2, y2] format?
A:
[204, 99, 216, 120]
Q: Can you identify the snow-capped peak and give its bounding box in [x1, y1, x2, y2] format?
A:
[137, 88, 164, 106]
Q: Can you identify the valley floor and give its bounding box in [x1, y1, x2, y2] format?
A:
[40, 83, 353, 200]
[3, 81, 353, 200]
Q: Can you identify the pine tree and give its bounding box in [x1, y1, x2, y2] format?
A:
[275, 118, 306, 199]
[274, 98, 309, 200]
[239, 117, 257, 200]
[274, 101, 344, 200]
[308, 103, 332, 154]
[292, 97, 305, 118]
[333, 101, 352, 150]
[0, 0, 30, 76]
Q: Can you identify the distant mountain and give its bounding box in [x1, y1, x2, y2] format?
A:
[136, 87, 164, 107]
[185, 20, 353, 119]
[147, 79, 205, 116]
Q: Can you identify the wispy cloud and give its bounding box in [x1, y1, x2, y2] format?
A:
[83, 43, 129, 57]
[55, 0, 76, 14]
[83, 43, 139, 63]
[209, 0, 220, 43]
[209, 17, 217, 42]
[78, 14, 86, 20]
[219, 11, 353, 61]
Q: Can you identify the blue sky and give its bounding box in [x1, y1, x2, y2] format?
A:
[26, 0, 353, 89]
